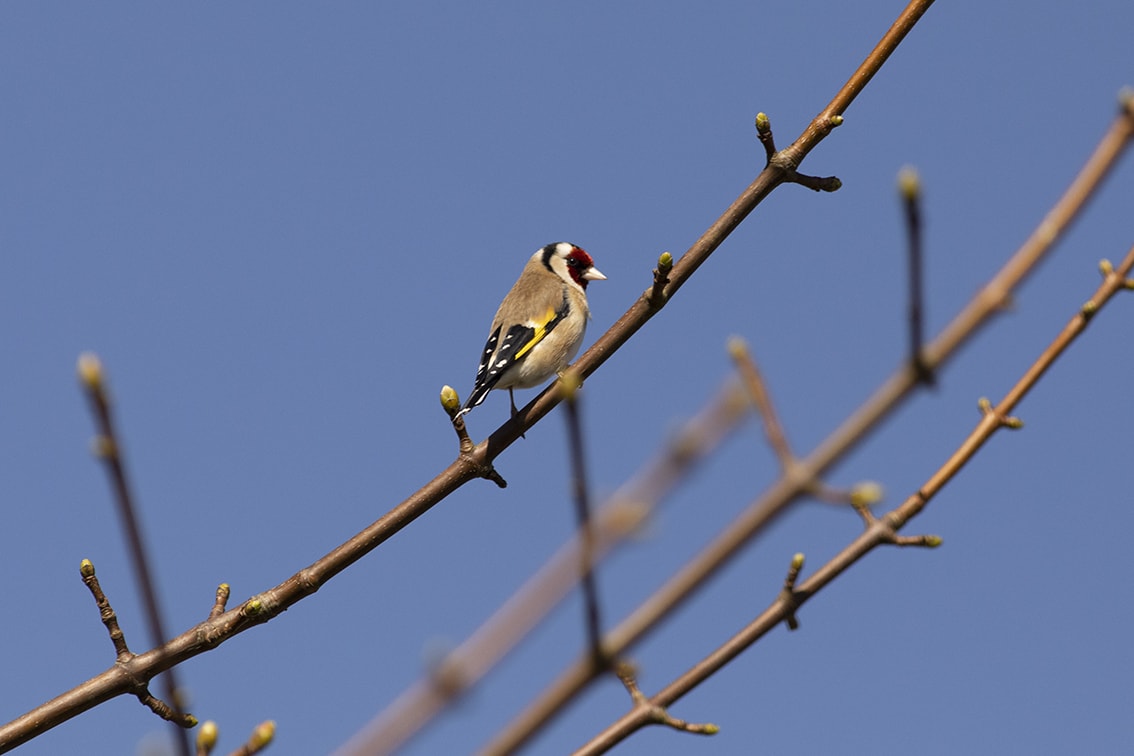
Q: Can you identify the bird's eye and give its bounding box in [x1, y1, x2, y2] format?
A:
[566, 257, 580, 268]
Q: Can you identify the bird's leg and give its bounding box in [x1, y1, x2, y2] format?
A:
[509, 389, 526, 439]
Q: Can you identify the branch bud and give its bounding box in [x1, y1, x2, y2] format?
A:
[897, 165, 920, 200]
[725, 335, 749, 361]
[558, 369, 582, 400]
[439, 385, 461, 414]
[196, 720, 219, 752]
[251, 720, 276, 748]
[850, 481, 884, 509]
[77, 352, 104, 390]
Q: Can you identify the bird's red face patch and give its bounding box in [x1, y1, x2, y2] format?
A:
[564, 247, 597, 289]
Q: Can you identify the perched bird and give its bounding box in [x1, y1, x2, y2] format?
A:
[460, 242, 606, 418]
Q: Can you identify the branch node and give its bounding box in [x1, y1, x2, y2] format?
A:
[979, 394, 1025, 428]
[912, 357, 936, 387]
[442, 385, 505, 483]
[978, 397, 1023, 429]
[424, 639, 472, 701]
[614, 661, 719, 736]
[1096, 257, 1134, 290]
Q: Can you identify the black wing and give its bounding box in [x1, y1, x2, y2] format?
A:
[461, 304, 563, 412]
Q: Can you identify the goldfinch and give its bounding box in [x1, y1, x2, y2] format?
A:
[460, 242, 606, 417]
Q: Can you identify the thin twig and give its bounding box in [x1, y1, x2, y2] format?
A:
[575, 245, 1134, 753]
[584, 662, 718, 752]
[208, 584, 231, 621]
[756, 112, 842, 191]
[729, 336, 872, 507]
[77, 355, 194, 756]
[441, 385, 506, 486]
[899, 166, 935, 385]
[79, 560, 131, 661]
[778, 553, 806, 631]
[559, 371, 608, 670]
[728, 337, 796, 469]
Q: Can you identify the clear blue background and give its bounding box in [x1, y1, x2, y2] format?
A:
[3, 3, 1132, 755]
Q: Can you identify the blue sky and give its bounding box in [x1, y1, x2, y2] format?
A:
[3, 3, 1133, 755]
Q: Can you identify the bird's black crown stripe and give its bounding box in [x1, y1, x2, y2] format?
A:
[540, 243, 560, 271]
